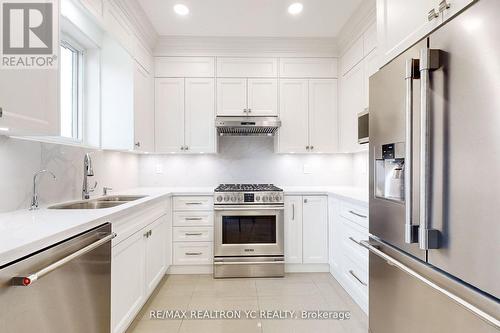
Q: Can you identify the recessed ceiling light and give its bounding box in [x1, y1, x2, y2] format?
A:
[0, 127, 9, 132]
[174, 4, 189, 16]
[288, 3, 303, 15]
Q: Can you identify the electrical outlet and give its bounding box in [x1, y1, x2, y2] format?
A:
[155, 163, 163, 174]
[303, 164, 312, 174]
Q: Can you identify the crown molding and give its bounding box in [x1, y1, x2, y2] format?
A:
[337, 0, 376, 54]
[114, 0, 158, 51]
[154, 36, 339, 57]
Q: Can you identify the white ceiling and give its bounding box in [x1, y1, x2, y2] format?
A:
[137, 0, 365, 38]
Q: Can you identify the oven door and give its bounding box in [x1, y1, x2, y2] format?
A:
[214, 206, 284, 257]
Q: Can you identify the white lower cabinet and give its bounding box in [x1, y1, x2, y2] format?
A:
[329, 196, 369, 314]
[111, 215, 168, 333]
[284, 195, 328, 266]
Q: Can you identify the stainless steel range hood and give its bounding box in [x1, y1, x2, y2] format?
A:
[215, 116, 281, 136]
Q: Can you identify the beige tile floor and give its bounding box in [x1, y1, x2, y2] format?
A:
[127, 273, 368, 333]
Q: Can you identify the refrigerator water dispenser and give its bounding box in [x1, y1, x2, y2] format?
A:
[375, 143, 405, 202]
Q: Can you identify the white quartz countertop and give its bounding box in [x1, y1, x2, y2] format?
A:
[0, 185, 366, 267]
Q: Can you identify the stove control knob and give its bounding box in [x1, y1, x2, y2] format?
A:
[216, 195, 223, 202]
[256, 195, 261, 201]
[238, 195, 243, 202]
[231, 196, 236, 202]
[269, 196, 275, 202]
[224, 195, 229, 202]
[262, 195, 268, 202]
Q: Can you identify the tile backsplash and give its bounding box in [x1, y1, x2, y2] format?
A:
[0, 136, 139, 213]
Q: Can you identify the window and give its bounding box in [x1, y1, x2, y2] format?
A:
[59, 40, 83, 140]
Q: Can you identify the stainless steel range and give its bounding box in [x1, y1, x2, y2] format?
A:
[213, 184, 284, 278]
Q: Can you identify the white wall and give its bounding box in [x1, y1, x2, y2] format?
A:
[139, 137, 354, 187]
[0, 136, 139, 213]
[352, 151, 369, 188]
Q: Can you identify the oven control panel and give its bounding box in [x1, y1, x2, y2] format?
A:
[214, 191, 283, 205]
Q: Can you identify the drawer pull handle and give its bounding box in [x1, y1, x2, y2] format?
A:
[349, 270, 367, 286]
[185, 252, 203, 256]
[186, 202, 203, 205]
[348, 236, 360, 245]
[349, 210, 367, 219]
[185, 217, 203, 221]
[185, 233, 203, 236]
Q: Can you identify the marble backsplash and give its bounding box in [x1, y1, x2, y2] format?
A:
[0, 136, 139, 213]
[139, 137, 357, 187]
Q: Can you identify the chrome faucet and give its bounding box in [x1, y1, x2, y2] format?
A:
[82, 153, 97, 200]
[30, 170, 56, 210]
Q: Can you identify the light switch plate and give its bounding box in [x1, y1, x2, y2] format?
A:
[155, 163, 163, 174]
[303, 164, 312, 174]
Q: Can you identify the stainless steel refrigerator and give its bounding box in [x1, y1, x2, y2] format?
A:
[366, 0, 500, 332]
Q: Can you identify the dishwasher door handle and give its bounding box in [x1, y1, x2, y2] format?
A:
[12, 232, 116, 287]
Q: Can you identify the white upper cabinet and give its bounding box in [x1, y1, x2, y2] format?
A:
[155, 57, 215, 78]
[284, 196, 303, 264]
[185, 78, 215, 153]
[217, 57, 278, 77]
[309, 79, 339, 153]
[278, 79, 309, 153]
[302, 196, 329, 264]
[341, 37, 364, 76]
[377, 0, 475, 66]
[217, 78, 278, 116]
[340, 61, 364, 153]
[247, 79, 278, 116]
[133, 62, 155, 152]
[363, 23, 378, 56]
[363, 49, 379, 109]
[279, 58, 338, 78]
[0, 68, 59, 136]
[216, 78, 247, 116]
[278, 79, 338, 154]
[155, 78, 185, 153]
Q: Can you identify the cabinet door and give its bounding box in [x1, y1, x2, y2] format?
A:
[247, 79, 278, 116]
[277, 79, 309, 153]
[145, 216, 167, 295]
[340, 62, 364, 153]
[111, 231, 145, 333]
[363, 49, 380, 109]
[309, 79, 339, 153]
[377, 0, 439, 66]
[155, 78, 185, 153]
[284, 196, 303, 264]
[133, 61, 154, 152]
[302, 196, 328, 264]
[185, 78, 215, 153]
[216, 78, 247, 116]
[328, 198, 343, 278]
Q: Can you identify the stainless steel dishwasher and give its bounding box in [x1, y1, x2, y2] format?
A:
[0, 223, 115, 333]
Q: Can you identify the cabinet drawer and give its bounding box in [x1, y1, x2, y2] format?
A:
[173, 211, 213, 227]
[340, 202, 368, 229]
[173, 196, 214, 211]
[341, 218, 368, 270]
[173, 242, 213, 265]
[342, 255, 368, 302]
[173, 227, 213, 242]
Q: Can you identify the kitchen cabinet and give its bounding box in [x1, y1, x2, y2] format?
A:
[302, 196, 329, 264]
[133, 61, 154, 152]
[279, 58, 338, 78]
[155, 57, 215, 78]
[0, 68, 59, 136]
[363, 49, 380, 109]
[216, 57, 278, 77]
[284, 196, 303, 264]
[278, 79, 338, 153]
[155, 78, 216, 153]
[377, 0, 476, 66]
[284, 195, 328, 265]
[112, 213, 168, 333]
[216, 78, 277, 116]
[339, 61, 364, 153]
[341, 37, 364, 76]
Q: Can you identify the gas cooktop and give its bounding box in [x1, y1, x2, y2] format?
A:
[214, 184, 283, 205]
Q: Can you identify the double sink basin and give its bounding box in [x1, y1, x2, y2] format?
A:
[49, 195, 147, 210]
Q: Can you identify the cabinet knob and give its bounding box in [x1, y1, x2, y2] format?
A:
[185, 145, 189, 150]
[428, 8, 439, 21]
[134, 141, 141, 147]
[306, 146, 310, 150]
[248, 108, 252, 113]
[0, 107, 3, 118]
[310, 146, 314, 150]
[304, 198, 308, 204]
[438, 0, 450, 13]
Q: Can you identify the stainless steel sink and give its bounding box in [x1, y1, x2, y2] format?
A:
[49, 201, 125, 210]
[98, 195, 147, 202]
[48, 195, 147, 210]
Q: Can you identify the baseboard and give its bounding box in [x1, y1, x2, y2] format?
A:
[167, 265, 213, 274]
[285, 263, 330, 273]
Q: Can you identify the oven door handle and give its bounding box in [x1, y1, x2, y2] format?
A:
[213, 261, 284, 265]
[214, 206, 284, 211]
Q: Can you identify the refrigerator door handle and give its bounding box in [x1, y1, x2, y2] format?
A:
[418, 48, 441, 250]
[358, 240, 500, 329]
[404, 58, 420, 244]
